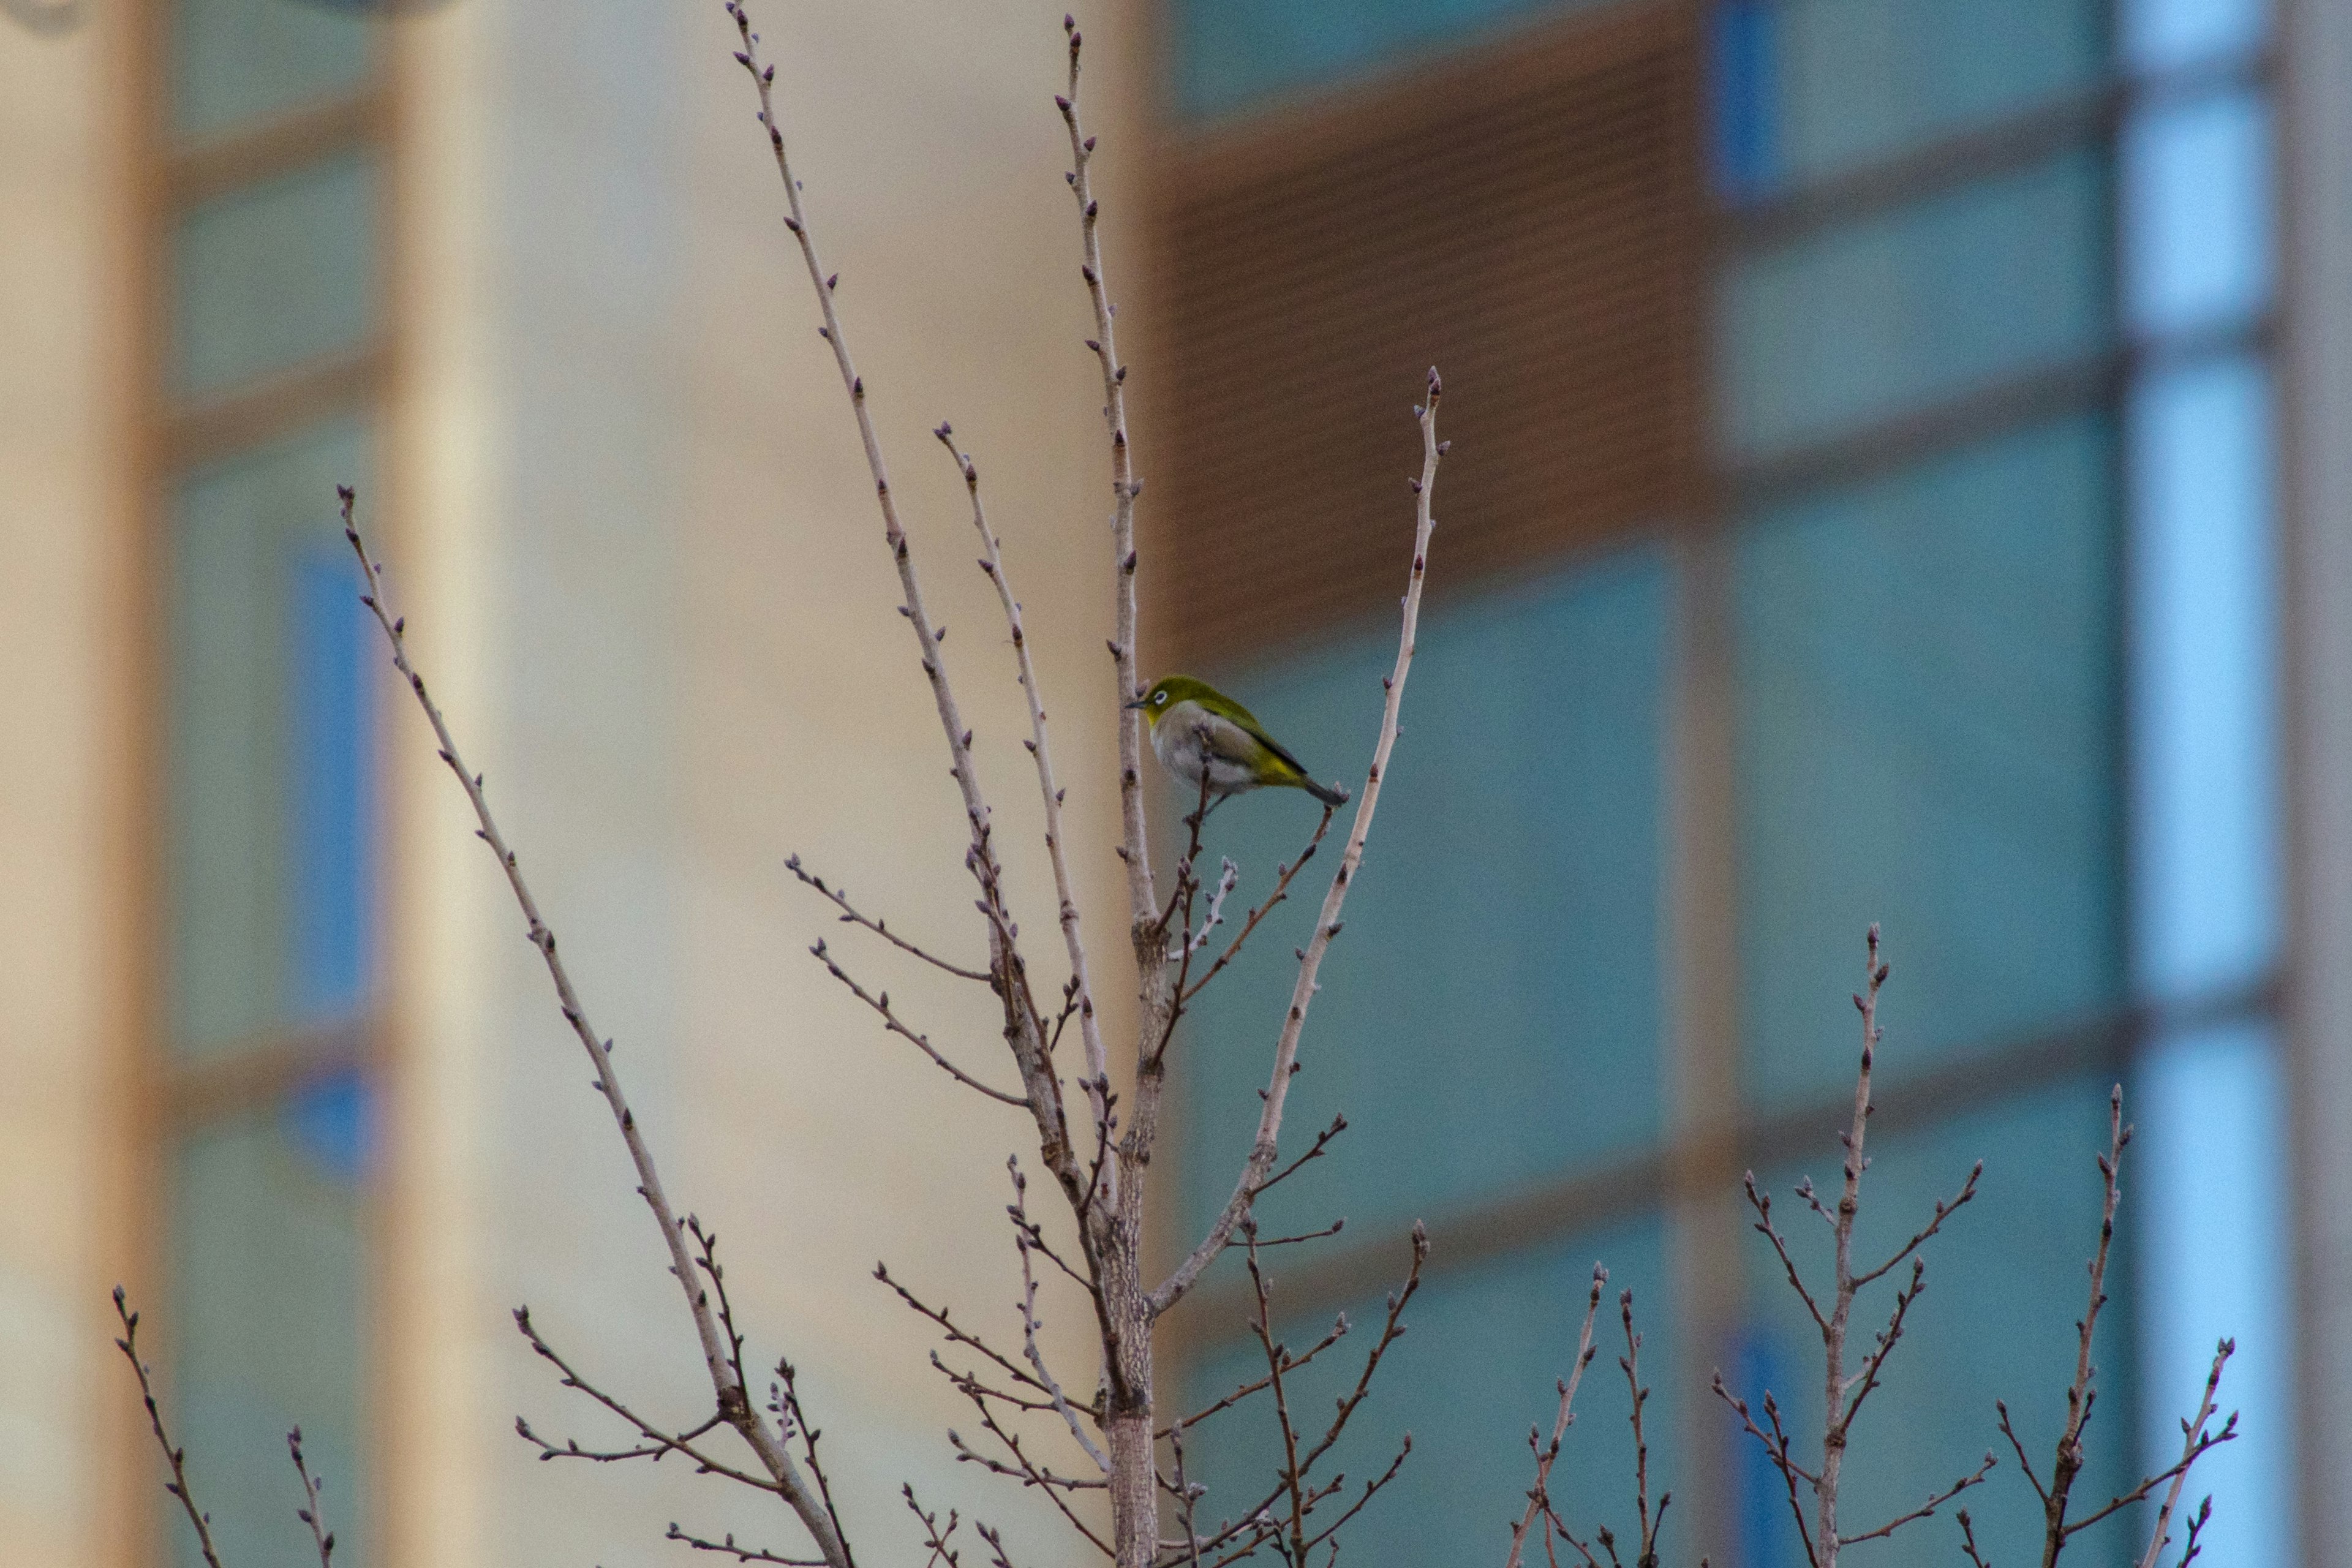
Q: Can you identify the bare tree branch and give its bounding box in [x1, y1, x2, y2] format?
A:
[809, 937, 1031, 1106]
[1836, 1452, 1992, 1547]
[1504, 1266, 1606, 1568]
[937, 422, 1114, 1103]
[1182, 815, 1336, 1003]
[1615, 1292, 1670, 1568]
[113, 1289, 228, 1568]
[787, 854, 991, 982]
[1153, 372, 1449, 1320]
[511, 1307, 772, 1491]
[2134, 1344, 2236, 1568]
[343, 492, 851, 1568]
[1008, 1158, 1112, 1472]
[287, 1427, 337, 1568]
[668, 1523, 830, 1566]
[728, 2, 1084, 1226]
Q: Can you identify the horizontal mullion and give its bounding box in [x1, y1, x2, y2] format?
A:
[162, 1014, 379, 1130]
[1717, 48, 2274, 257]
[163, 341, 386, 471]
[1162, 968, 2282, 1352]
[1716, 312, 2275, 514]
[162, 86, 391, 211]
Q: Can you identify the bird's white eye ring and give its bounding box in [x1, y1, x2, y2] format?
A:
[1153, 690, 1167, 705]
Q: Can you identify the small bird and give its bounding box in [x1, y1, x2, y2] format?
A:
[1126, 674, 1350, 808]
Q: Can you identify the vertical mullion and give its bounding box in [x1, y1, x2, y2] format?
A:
[1664, 523, 1743, 1565]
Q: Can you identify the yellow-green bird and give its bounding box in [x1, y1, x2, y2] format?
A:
[1126, 675, 1351, 808]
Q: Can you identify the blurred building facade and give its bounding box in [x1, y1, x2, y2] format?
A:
[5, 1, 2352, 1567]
[1151, 1, 2350, 1564]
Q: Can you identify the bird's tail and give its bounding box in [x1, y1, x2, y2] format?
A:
[1303, 776, 1351, 807]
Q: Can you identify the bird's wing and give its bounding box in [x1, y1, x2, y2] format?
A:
[1219, 710, 1310, 781]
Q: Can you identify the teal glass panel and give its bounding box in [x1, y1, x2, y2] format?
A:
[173, 0, 372, 141]
[174, 154, 378, 399]
[2136, 1025, 2292, 1565]
[1736, 1078, 2139, 1564]
[1718, 149, 2110, 459]
[1735, 418, 2122, 1109]
[170, 1096, 369, 1568]
[1167, 0, 1614, 122]
[2121, 89, 2274, 339]
[1180, 551, 1667, 1248]
[1178, 1215, 1671, 1565]
[1740, 0, 2105, 197]
[173, 420, 375, 1057]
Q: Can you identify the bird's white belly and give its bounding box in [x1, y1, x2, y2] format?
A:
[1153, 702, 1261, 796]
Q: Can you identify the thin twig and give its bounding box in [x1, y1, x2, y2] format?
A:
[668, 1523, 829, 1566]
[112, 1289, 227, 1568]
[1008, 1158, 1111, 1472]
[728, 4, 1083, 1228]
[343, 493, 850, 1568]
[1616, 1292, 1669, 1568]
[1836, 1452, 1993, 1547]
[1504, 1265, 1606, 1568]
[511, 1306, 771, 1490]
[2134, 1344, 2236, 1568]
[1956, 1509, 1993, 1568]
[1182, 815, 1335, 1003]
[809, 937, 1030, 1106]
[1154, 372, 1449, 1319]
[287, 1427, 337, 1568]
[787, 854, 991, 982]
[938, 423, 1114, 1117]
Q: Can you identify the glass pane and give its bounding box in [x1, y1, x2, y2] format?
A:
[173, 420, 376, 1056]
[1182, 551, 1667, 1247]
[170, 1093, 370, 1568]
[2122, 0, 2269, 74]
[1178, 1214, 1671, 1564]
[1717, 149, 2111, 460]
[1727, 0, 2105, 198]
[174, 154, 378, 399]
[1166, 0, 1614, 122]
[173, 0, 372, 141]
[2122, 89, 2274, 340]
[2135, 1025, 2293, 1566]
[2128, 356, 2278, 1000]
[1736, 1077, 2141, 1564]
[1735, 418, 2122, 1109]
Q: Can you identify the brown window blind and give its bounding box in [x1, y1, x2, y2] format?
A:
[1147, 1, 1705, 666]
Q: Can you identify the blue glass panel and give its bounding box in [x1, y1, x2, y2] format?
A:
[284, 1069, 377, 1187]
[1167, 0, 1613, 123]
[1747, 0, 2105, 195]
[173, 0, 372, 141]
[1736, 1077, 2139, 1562]
[1709, 0, 1779, 202]
[2122, 89, 2274, 339]
[172, 1102, 368, 1568]
[1181, 551, 1666, 1248]
[1178, 1215, 1670, 1564]
[2128, 356, 2278, 1000]
[173, 420, 374, 1057]
[288, 546, 376, 1020]
[174, 154, 378, 399]
[1735, 418, 2122, 1109]
[1718, 150, 2111, 459]
[2122, 0, 2269, 74]
[2135, 1025, 2293, 1565]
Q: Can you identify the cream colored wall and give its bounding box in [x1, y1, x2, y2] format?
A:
[0, 10, 140, 1567]
[388, 1, 1147, 1564]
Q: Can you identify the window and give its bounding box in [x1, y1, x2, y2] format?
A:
[1159, 0, 2287, 1562]
[147, 2, 391, 1563]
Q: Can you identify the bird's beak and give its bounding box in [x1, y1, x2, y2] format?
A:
[1123, 697, 1148, 710]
